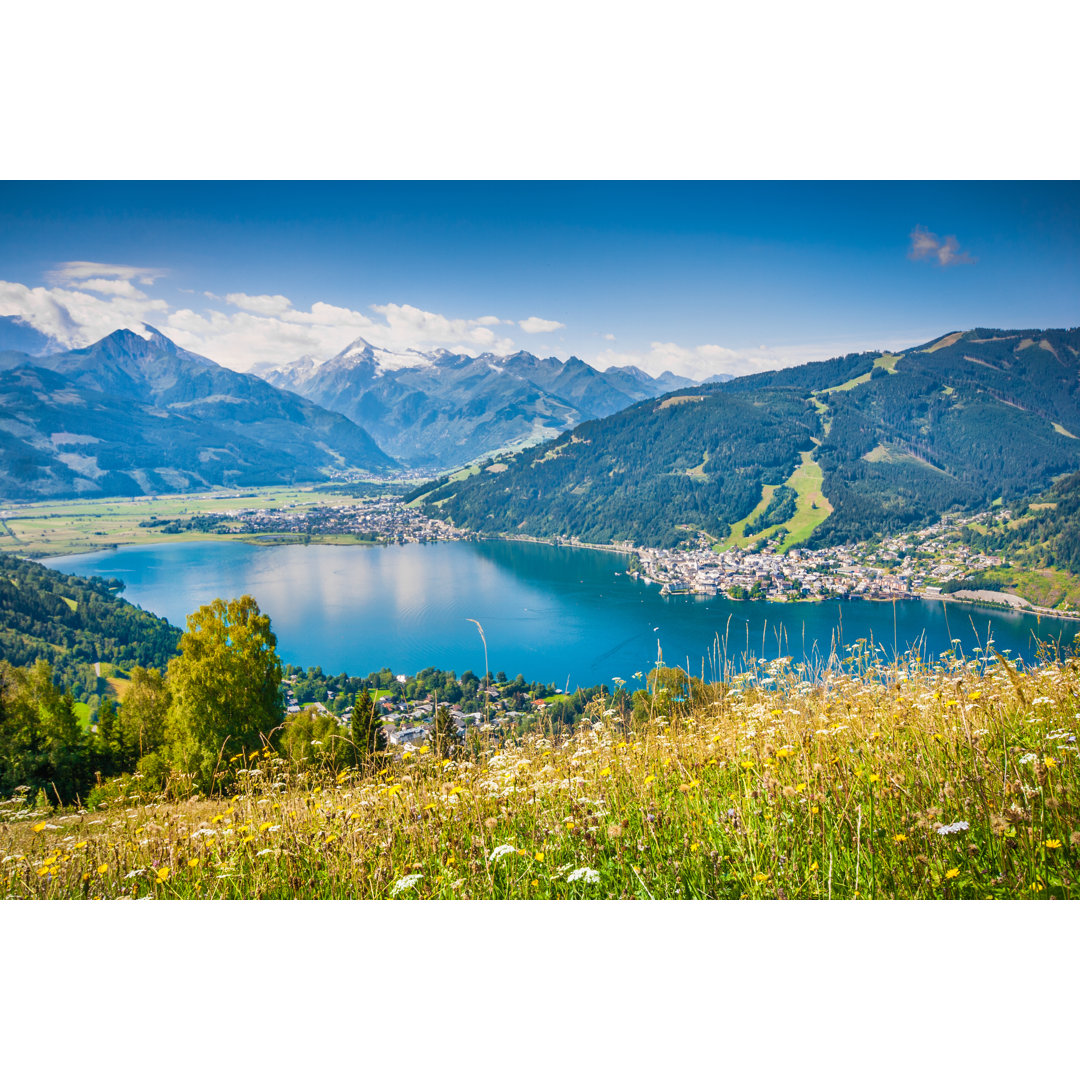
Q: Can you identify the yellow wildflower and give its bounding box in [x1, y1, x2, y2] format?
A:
[535, 852, 544, 862]
[97, 864, 108, 874]
[156, 867, 170, 883]
[1045, 839, 1062, 850]
[188, 858, 200, 868]
[809, 861, 818, 872]
[644, 775, 655, 785]
[893, 833, 907, 844]
[945, 868, 960, 880]
[1044, 756, 1057, 769]
[599, 767, 611, 777]
[32, 823, 46, 833]
[752, 872, 769, 884]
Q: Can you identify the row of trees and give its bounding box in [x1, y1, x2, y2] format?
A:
[0, 595, 389, 805]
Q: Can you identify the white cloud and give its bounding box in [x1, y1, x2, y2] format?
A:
[908, 225, 975, 267]
[0, 266, 526, 369]
[73, 277, 149, 299]
[0, 279, 169, 348]
[595, 337, 921, 381]
[370, 302, 516, 354]
[602, 332, 616, 341]
[44, 261, 164, 286]
[225, 292, 294, 316]
[518, 315, 565, 333]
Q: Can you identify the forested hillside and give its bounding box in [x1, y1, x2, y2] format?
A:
[420, 388, 819, 547]
[0, 553, 180, 697]
[423, 329, 1080, 549]
[961, 469, 1080, 577]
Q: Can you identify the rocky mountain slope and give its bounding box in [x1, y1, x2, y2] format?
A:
[0, 326, 395, 499]
[262, 337, 695, 469]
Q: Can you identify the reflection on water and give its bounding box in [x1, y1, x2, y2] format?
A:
[43, 539, 1076, 690]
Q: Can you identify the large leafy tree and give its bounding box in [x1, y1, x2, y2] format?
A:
[166, 596, 283, 791]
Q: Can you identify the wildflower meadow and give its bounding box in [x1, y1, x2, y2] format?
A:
[3, 641, 1077, 899]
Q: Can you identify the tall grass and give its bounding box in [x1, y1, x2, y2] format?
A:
[3, 643, 1077, 899]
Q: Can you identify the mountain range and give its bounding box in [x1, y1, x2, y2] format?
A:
[419, 328, 1080, 548]
[0, 327, 394, 499]
[261, 338, 697, 469]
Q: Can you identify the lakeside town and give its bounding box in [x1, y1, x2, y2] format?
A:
[631, 514, 1080, 618]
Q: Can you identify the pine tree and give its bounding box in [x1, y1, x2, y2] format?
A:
[350, 689, 386, 767]
[431, 704, 460, 759]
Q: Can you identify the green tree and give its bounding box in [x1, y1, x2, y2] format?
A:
[166, 596, 283, 792]
[350, 689, 386, 767]
[431, 704, 460, 759]
[282, 706, 351, 771]
[94, 697, 122, 774]
[119, 666, 170, 768]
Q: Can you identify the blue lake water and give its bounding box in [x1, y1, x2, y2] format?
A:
[43, 539, 1076, 689]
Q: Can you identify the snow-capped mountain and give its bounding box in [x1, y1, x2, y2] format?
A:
[262, 337, 696, 469]
[0, 326, 395, 499]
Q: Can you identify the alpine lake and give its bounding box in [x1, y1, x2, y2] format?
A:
[43, 538, 1077, 690]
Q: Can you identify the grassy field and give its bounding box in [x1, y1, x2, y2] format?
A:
[0, 486, 374, 558]
[962, 565, 1080, 612]
[717, 451, 832, 553]
[4, 643, 1078, 899]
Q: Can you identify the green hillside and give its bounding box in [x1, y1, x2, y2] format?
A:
[0, 552, 180, 699]
[422, 328, 1080, 549]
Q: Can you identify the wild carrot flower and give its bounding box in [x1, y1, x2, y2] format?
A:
[567, 867, 600, 884]
[390, 873, 423, 896]
[488, 844, 516, 862]
[936, 821, 970, 836]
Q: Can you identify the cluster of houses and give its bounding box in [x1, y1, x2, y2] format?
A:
[631, 515, 1008, 604]
[284, 675, 533, 748]
[212, 497, 469, 545]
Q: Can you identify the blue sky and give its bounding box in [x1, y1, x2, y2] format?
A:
[1, 181, 1077, 378]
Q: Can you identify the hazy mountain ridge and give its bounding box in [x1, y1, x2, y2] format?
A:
[422, 329, 1080, 548]
[263, 337, 697, 468]
[0, 327, 395, 500]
